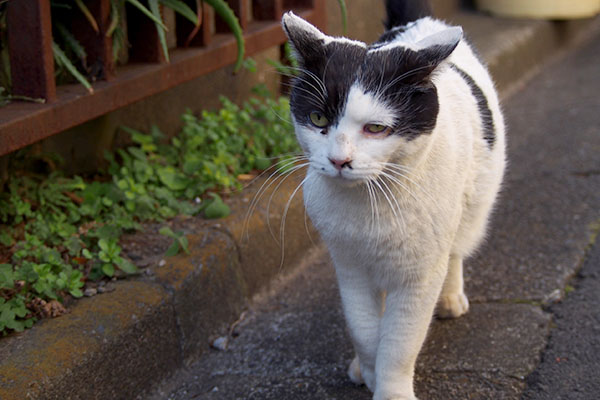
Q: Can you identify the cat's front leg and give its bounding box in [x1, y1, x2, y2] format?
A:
[373, 274, 445, 400]
[335, 267, 383, 392]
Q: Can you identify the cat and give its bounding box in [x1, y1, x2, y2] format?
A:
[281, 0, 506, 399]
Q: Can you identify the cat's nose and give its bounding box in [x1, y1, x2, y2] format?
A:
[329, 157, 352, 170]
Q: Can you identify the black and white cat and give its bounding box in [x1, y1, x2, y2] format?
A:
[281, 1, 505, 399]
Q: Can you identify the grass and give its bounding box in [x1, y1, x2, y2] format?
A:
[0, 85, 299, 336]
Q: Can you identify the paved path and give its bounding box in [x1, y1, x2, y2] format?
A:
[151, 30, 600, 400]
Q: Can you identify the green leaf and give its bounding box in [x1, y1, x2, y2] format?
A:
[128, 146, 147, 161]
[242, 58, 257, 73]
[55, 22, 87, 63]
[204, 0, 244, 72]
[160, 0, 199, 25]
[182, 156, 203, 174]
[98, 238, 109, 252]
[117, 258, 138, 274]
[126, 0, 168, 30]
[159, 226, 177, 239]
[149, 0, 170, 62]
[107, 0, 120, 37]
[52, 42, 93, 93]
[7, 319, 25, 332]
[74, 0, 100, 33]
[0, 229, 13, 246]
[164, 241, 180, 257]
[0, 264, 13, 288]
[337, 0, 348, 35]
[157, 167, 190, 191]
[254, 157, 271, 170]
[102, 263, 115, 277]
[204, 193, 230, 219]
[178, 235, 190, 254]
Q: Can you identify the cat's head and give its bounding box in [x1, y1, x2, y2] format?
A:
[282, 12, 461, 184]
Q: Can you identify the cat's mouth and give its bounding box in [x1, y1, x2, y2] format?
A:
[312, 163, 378, 186]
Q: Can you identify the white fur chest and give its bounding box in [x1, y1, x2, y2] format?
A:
[303, 170, 453, 282]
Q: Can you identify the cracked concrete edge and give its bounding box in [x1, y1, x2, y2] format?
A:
[0, 13, 598, 400]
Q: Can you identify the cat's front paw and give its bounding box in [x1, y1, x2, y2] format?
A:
[437, 292, 469, 319]
[348, 356, 364, 385]
[373, 390, 418, 400]
[348, 356, 376, 391]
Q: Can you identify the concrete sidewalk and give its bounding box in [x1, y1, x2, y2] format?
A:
[151, 15, 600, 400]
[1, 11, 599, 400]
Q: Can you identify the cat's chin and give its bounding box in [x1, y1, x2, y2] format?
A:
[324, 173, 365, 188]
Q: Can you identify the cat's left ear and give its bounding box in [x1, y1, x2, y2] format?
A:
[415, 26, 463, 55]
[281, 12, 328, 64]
[394, 26, 463, 84]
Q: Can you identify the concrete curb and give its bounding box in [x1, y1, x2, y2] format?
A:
[0, 175, 314, 400]
[0, 12, 597, 400]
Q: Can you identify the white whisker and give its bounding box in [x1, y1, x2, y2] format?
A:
[281, 81, 326, 107]
[378, 171, 421, 204]
[286, 66, 327, 95]
[242, 157, 307, 242]
[377, 176, 406, 236]
[381, 163, 437, 204]
[365, 180, 376, 238]
[265, 163, 309, 243]
[278, 175, 309, 270]
[368, 179, 382, 251]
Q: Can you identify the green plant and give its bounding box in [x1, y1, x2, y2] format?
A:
[0, 295, 35, 333]
[204, 193, 231, 219]
[0, 86, 298, 335]
[336, 0, 348, 34]
[159, 226, 190, 257]
[204, 0, 244, 71]
[97, 238, 138, 276]
[0, 0, 241, 96]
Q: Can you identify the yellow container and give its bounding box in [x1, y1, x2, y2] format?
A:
[476, 0, 600, 19]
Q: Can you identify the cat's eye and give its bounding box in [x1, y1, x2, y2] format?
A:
[364, 123, 391, 135]
[309, 111, 329, 128]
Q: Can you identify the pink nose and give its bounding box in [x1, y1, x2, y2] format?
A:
[329, 157, 352, 171]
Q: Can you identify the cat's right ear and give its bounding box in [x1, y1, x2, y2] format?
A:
[282, 12, 327, 64]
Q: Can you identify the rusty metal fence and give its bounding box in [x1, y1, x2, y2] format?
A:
[0, 0, 325, 156]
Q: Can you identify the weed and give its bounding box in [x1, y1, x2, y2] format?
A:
[0, 88, 298, 335]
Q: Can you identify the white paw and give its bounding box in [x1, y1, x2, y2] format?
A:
[347, 356, 376, 391]
[373, 391, 418, 400]
[437, 292, 469, 319]
[348, 356, 364, 385]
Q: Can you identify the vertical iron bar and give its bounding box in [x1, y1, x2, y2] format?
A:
[127, 2, 167, 63]
[176, 0, 212, 47]
[71, 0, 115, 81]
[7, 0, 56, 102]
[253, 0, 283, 20]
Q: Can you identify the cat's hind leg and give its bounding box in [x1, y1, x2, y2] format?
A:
[437, 254, 469, 319]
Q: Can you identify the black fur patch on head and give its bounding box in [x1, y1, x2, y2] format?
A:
[285, 15, 459, 141]
[290, 41, 366, 129]
[358, 47, 440, 139]
[450, 64, 496, 148]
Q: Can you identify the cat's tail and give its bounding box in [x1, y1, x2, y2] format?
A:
[384, 0, 433, 30]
